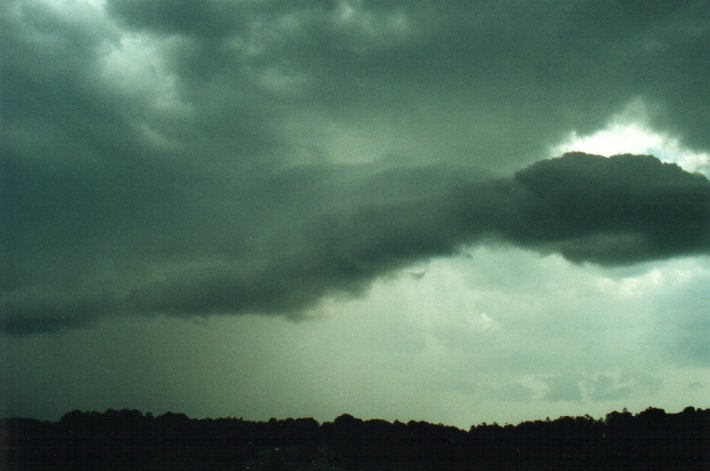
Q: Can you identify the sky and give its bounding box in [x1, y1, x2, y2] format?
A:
[1, 0, 709, 428]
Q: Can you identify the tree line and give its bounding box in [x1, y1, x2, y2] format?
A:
[1, 406, 708, 470]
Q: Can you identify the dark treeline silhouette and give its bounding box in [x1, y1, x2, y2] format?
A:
[1, 406, 708, 470]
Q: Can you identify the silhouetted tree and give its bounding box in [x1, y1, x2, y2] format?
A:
[1, 406, 708, 470]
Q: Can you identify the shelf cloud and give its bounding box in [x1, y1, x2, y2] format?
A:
[3, 151, 709, 334]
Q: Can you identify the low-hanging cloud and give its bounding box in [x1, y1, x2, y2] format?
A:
[499, 153, 710, 263]
[2, 0, 710, 335]
[3, 153, 709, 334]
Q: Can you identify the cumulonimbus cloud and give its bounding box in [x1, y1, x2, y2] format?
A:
[3, 153, 709, 334]
[3, 0, 710, 335]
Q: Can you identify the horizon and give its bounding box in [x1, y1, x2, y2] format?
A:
[5, 404, 706, 430]
[2, 0, 709, 429]
[6, 406, 707, 470]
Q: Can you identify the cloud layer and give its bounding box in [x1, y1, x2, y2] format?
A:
[3, 151, 709, 334]
[2, 0, 710, 334]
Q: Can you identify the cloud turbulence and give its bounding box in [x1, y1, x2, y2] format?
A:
[3, 151, 709, 334]
[2, 0, 710, 336]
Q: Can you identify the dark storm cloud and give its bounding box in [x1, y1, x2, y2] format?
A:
[501, 153, 710, 264]
[0, 291, 111, 335]
[4, 152, 710, 334]
[124, 153, 710, 316]
[106, 0, 710, 164]
[2, 0, 710, 333]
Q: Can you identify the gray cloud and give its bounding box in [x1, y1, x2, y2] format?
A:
[584, 373, 662, 402]
[585, 375, 634, 402]
[0, 290, 107, 335]
[2, 0, 710, 334]
[103, 0, 710, 166]
[3, 152, 709, 334]
[500, 153, 710, 264]
[542, 375, 583, 402]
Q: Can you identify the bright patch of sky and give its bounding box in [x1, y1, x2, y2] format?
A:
[100, 33, 187, 114]
[335, 0, 410, 42]
[551, 102, 710, 177]
[37, 0, 107, 21]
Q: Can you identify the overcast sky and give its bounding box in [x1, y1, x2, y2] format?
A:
[1, 0, 709, 427]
